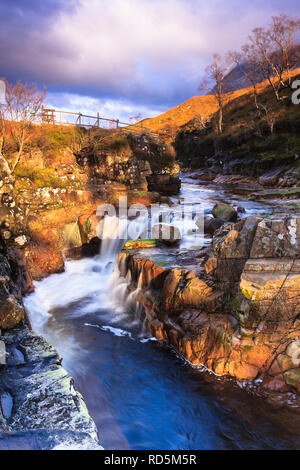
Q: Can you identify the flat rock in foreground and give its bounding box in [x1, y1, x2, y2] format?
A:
[0, 323, 102, 450]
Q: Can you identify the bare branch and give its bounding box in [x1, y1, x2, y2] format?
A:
[2, 80, 46, 174]
[199, 54, 231, 134]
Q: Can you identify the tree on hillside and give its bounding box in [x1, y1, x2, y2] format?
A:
[0, 80, 46, 175]
[227, 50, 264, 112]
[164, 120, 179, 142]
[270, 14, 300, 87]
[258, 102, 277, 135]
[0, 80, 12, 177]
[244, 14, 300, 101]
[199, 54, 230, 134]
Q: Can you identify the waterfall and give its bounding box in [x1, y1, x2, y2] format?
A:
[24, 213, 150, 340]
[99, 216, 126, 262]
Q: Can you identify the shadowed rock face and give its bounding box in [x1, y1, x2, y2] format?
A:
[146, 174, 181, 194]
[0, 252, 25, 330]
[117, 214, 300, 395]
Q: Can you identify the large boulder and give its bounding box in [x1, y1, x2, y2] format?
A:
[212, 203, 237, 222]
[240, 259, 300, 322]
[203, 217, 227, 236]
[259, 167, 289, 186]
[250, 217, 300, 259]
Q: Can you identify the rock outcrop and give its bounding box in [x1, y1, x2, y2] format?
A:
[117, 214, 300, 396]
[0, 243, 26, 330]
[0, 323, 102, 450]
[146, 174, 181, 194]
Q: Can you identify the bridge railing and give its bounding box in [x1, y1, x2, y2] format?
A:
[40, 107, 162, 139]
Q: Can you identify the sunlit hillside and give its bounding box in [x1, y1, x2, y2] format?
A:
[142, 68, 300, 136]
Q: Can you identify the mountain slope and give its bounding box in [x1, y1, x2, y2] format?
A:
[143, 67, 300, 135]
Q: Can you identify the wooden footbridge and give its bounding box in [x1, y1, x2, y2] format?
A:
[41, 106, 162, 140]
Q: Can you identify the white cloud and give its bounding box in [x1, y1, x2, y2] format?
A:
[1, 0, 299, 114]
[46, 0, 292, 89]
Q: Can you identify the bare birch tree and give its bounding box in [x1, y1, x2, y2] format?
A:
[3, 81, 46, 174]
[244, 15, 300, 101]
[227, 50, 264, 112]
[199, 54, 230, 134]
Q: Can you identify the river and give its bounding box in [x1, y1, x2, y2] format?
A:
[24, 175, 300, 450]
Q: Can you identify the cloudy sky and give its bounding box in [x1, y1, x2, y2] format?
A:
[0, 0, 299, 121]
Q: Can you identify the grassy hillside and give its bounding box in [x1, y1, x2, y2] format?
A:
[174, 68, 300, 165]
[144, 69, 300, 160]
[141, 76, 283, 135]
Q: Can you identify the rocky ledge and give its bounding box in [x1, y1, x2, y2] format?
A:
[0, 246, 102, 450]
[117, 214, 300, 397]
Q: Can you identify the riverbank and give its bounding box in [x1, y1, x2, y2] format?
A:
[0, 243, 102, 449]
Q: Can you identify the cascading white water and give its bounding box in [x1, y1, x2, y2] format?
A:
[25, 214, 151, 341]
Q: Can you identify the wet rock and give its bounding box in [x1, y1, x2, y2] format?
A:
[161, 269, 217, 312]
[262, 375, 289, 392]
[284, 369, 300, 393]
[1, 391, 13, 419]
[7, 249, 34, 296]
[6, 347, 25, 366]
[0, 429, 101, 450]
[23, 242, 65, 281]
[151, 224, 182, 246]
[78, 212, 102, 244]
[0, 259, 25, 330]
[0, 324, 102, 450]
[204, 217, 227, 236]
[64, 237, 102, 260]
[149, 319, 167, 341]
[212, 203, 237, 222]
[259, 167, 289, 187]
[212, 174, 261, 188]
[278, 166, 300, 187]
[124, 240, 157, 250]
[59, 222, 82, 249]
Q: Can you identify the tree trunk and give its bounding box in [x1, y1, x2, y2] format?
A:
[253, 85, 260, 111]
[0, 133, 12, 176]
[217, 92, 223, 134]
[11, 138, 24, 174]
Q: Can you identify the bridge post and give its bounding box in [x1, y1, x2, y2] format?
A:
[97, 112, 100, 127]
